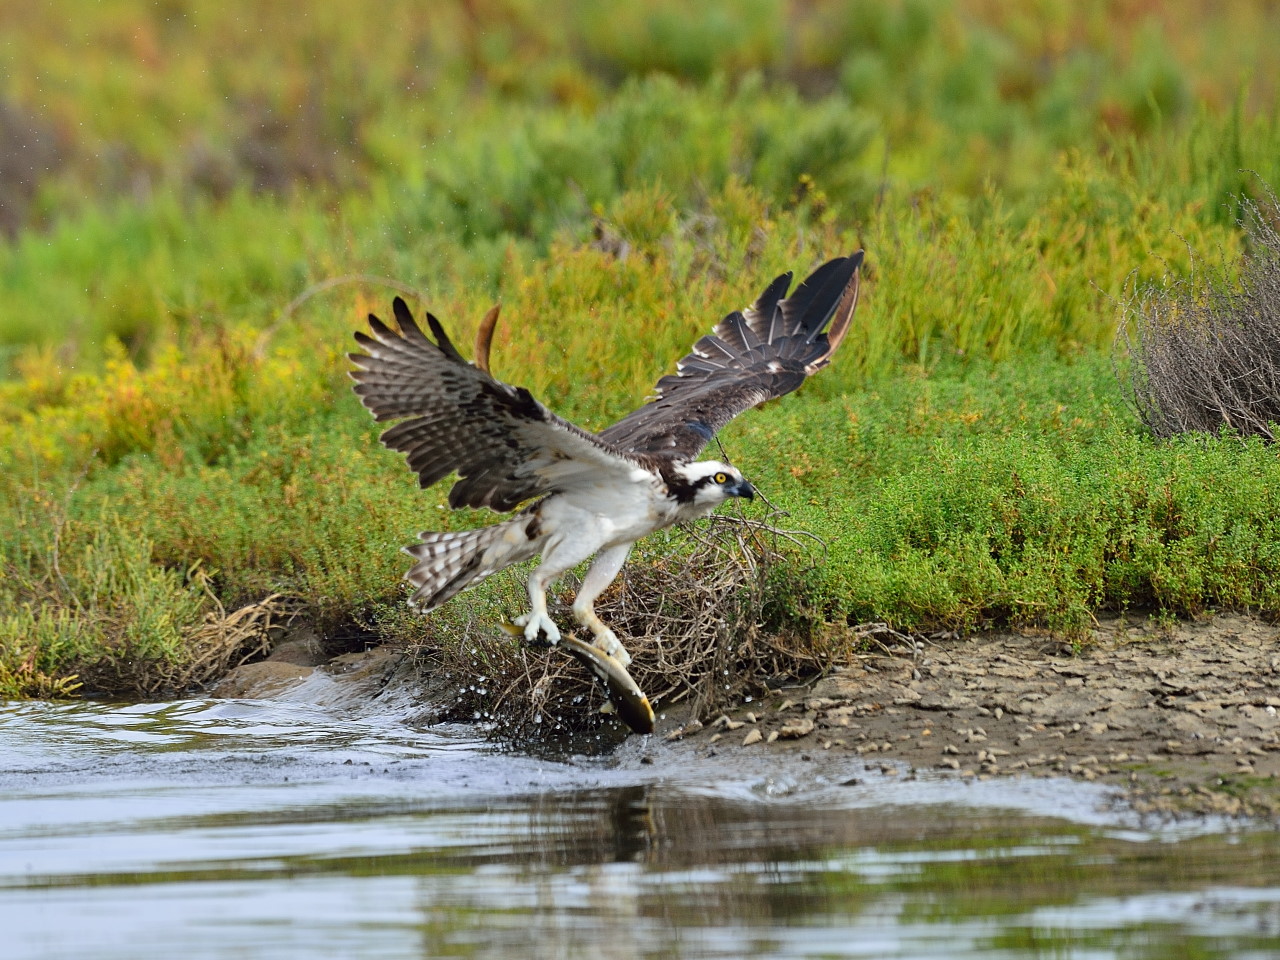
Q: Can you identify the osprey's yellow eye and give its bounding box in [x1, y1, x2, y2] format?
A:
[714, 472, 729, 484]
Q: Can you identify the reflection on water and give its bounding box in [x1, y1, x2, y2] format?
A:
[1, 699, 1278, 959]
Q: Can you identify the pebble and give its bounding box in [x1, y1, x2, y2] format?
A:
[779, 717, 815, 739]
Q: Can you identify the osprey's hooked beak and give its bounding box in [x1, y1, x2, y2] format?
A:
[732, 480, 756, 500]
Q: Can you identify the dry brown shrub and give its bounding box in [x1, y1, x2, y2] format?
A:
[409, 515, 853, 740]
[84, 585, 290, 698]
[1119, 183, 1280, 440]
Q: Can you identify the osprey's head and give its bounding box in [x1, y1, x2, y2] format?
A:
[671, 460, 756, 507]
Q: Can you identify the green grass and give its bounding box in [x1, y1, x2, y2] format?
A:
[4, 1, 1280, 696]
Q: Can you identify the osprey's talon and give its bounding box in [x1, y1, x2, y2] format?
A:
[591, 630, 631, 668]
[500, 613, 560, 647]
[523, 613, 561, 647]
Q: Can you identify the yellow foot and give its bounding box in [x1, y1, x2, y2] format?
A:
[499, 616, 558, 646]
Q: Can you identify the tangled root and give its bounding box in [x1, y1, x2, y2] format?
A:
[83, 580, 291, 698]
[140, 591, 290, 697]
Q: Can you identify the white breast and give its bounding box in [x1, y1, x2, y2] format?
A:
[551, 470, 673, 550]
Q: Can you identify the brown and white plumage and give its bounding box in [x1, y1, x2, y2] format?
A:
[349, 250, 864, 670]
[600, 252, 863, 457]
[352, 298, 642, 513]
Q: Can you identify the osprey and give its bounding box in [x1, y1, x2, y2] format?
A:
[349, 251, 864, 671]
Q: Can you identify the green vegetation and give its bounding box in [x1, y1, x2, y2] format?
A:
[3, 1, 1280, 698]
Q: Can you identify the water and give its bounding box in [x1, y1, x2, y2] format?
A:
[2, 698, 1280, 959]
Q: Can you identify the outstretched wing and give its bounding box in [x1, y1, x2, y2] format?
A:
[350, 297, 643, 512]
[599, 250, 864, 459]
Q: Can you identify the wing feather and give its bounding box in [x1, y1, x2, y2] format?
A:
[739, 271, 792, 343]
[599, 251, 864, 458]
[351, 297, 642, 512]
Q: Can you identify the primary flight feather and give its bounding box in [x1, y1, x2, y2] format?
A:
[349, 250, 864, 670]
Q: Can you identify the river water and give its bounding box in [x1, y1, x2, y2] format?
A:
[2, 697, 1279, 959]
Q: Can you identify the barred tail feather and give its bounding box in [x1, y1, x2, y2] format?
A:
[403, 513, 541, 610]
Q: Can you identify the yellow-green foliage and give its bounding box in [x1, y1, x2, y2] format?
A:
[0, 516, 211, 696]
[3, 1, 1280, 697]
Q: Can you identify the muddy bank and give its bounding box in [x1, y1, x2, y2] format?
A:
[212, 613, 1280, 820]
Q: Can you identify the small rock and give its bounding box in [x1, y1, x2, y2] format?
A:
[779, 717, 816, 739]
[805, 697, 840, 711]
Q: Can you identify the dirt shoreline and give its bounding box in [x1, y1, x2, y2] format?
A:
[212, 613, 1280, 821]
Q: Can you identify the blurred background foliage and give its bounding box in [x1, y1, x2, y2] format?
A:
[3, 0, 1280, 695]
[2, 0, 1278, 363]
